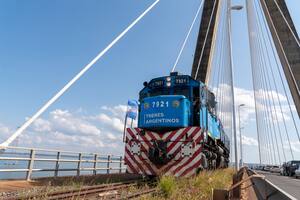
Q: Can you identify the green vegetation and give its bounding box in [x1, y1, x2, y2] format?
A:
[12, 169, 234, 199]
[143, 168, 235, 200]
[158, 176, 176, 198]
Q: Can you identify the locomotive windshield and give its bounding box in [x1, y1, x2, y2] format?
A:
[140, 86, 190, 99]
[139, 74, 196, 101]
[173, 87, 190, 98]
[148, 88, 168, 97]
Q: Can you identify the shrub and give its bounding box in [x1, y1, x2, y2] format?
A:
[158, 176, 176, 198]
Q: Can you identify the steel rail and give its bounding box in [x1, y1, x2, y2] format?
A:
[116, 188, 157, 200]
[20, 179, 155, 200]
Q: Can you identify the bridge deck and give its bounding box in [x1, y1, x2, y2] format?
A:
[256, 170, 300, 199]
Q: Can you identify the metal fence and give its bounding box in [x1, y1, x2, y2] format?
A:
[0, 146, 126, 180]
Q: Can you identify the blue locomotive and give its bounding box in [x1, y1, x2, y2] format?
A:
[124, 72, 230, 177]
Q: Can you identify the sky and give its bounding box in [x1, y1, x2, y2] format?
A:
[0, 0, 299, 163]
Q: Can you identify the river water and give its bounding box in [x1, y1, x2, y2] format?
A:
[0, 150, 124, 180]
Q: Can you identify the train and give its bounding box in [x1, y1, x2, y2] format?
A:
[124, 72, 230, 177]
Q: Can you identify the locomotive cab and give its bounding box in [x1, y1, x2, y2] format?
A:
[138, 72, 200, 131]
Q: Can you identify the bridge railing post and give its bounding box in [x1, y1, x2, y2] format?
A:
[54, 151, 60, 177]
[119, 156, 122, 173]
[93, 154, 97, 175]
[26, 149, 35, 181]
[107, 155, 111, 174]
[77, 153, 82, 177]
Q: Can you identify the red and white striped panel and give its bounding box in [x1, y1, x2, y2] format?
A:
[124, 127, 204, 177]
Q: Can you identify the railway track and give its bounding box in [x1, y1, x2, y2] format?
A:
[19, 179, 157, 200]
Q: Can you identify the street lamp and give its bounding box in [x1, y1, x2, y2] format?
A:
[227, 1, 243, 171]
[238, 104, 245, 168]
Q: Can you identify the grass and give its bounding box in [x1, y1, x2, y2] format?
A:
[158, 176, 176, 198]
[143, 168, 235, 200]
[13, 169, 234, 200]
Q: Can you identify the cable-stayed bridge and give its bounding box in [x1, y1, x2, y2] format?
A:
[0, 0, 300, 198]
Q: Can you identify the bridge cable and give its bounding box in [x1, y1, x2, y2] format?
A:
[254, 37, 278, 164]
[0, 0, 160, 148]
[246, 0, 264, 164]
[254, 0, 294, 160]
[207, 0, 222, 91]
[224, 0, 233, 161]
[272, 0, 300, 48]
[206, 0, 233, 159]
[215, 0, 228, 122]
[260, 0, 300, 103]
[253, 16, 275, 164]
[221, 3, 230, 133]
[249, 0, 278, 164]
[255, 22, 282, 164]
[216, 2, 227, 123]
[256, 29, 282, 164]
[224, 0, 232, 147]
[257, 35, 286, 163]
[251, 0, 293, 164]
[214, 17, 223, 115]
[171, 0, 204, 72]
[258, 0, 300, 143]
[254, 1, 287, 163]
[212, 0, 233, 154]
[209, 0, 224, 95]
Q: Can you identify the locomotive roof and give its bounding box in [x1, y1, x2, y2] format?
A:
[142, 73, 204, 90]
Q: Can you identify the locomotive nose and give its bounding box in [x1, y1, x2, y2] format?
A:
[138, 95, 191, 131]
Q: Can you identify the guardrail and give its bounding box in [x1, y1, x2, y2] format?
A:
[212, 167, 297, 200]
[0, 146, 126, 181]
[247, 168, 296, 200]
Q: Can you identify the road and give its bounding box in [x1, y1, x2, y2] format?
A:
[255, 170, 300, 199]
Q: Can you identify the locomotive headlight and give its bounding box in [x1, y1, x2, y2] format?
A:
[166, 77, 171, 87]
[172, 100, 180, 108]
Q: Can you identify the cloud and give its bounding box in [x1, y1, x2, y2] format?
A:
[1, 85, 298, 158]
[106, 132, 118, 140]
[287, 141, 300, 153]
[213, 84, 257, 137]
[242, 135, 258, 146]
[91, 104, 136, 133]
[215, 84, 298, 128]
[93, 113, 124, 133]
[100, 105, 127, 117]
[32, 118, 52, 132]
[49, 109, 101, 136]
[13, 106, 129, 154]
[0, 123, 11, 142]
[234, 87, 256, 123]
[0, 123, 10, 135]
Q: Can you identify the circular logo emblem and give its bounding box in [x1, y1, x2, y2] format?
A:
[172, 100, 180, 108]
[144, 103, 150, 109]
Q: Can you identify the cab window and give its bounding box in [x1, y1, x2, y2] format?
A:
[173, 86, 190, 98]
[149, 88, 169, 97]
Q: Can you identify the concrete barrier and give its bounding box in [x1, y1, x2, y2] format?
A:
[247, 169, 296, 200]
